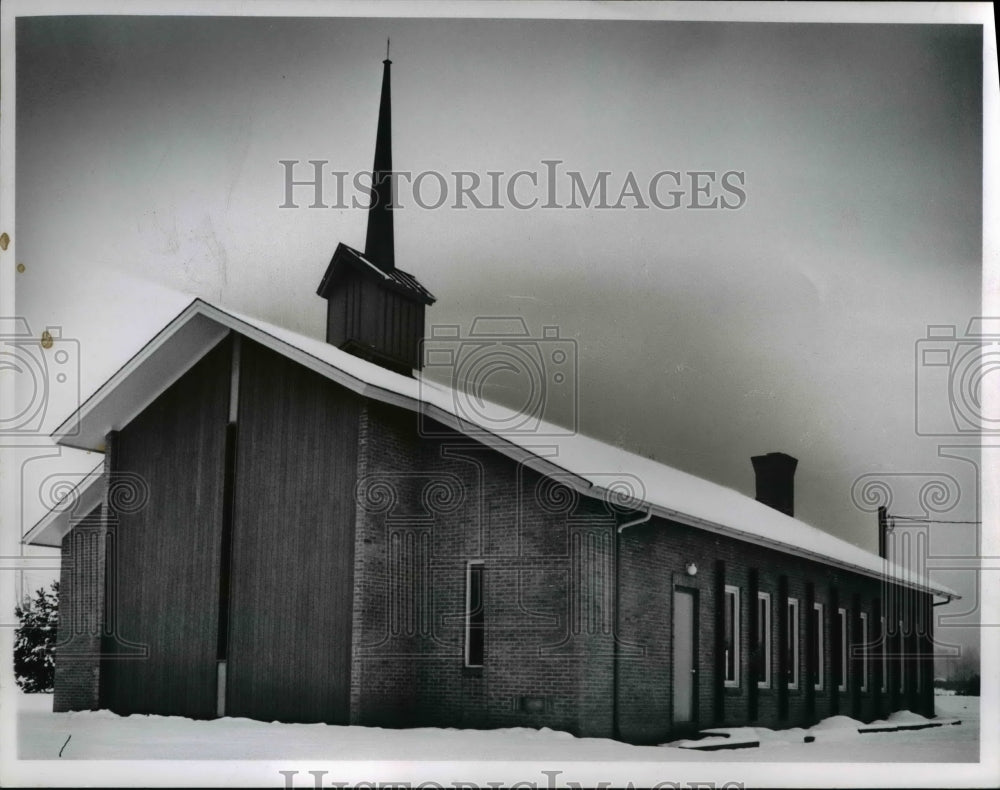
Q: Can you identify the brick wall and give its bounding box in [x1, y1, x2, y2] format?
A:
[53, 432, 121, 712]
[350, 400, 935, 742]
[351, 401, 614, 736]
[616, 518, 934, 742]
[52, 506, 107, 712]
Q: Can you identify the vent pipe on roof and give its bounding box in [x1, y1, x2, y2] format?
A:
[751, 452, 798, 517]
[877, 505, 889, 559]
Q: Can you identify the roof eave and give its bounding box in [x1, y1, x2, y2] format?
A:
[50, 302, 231, 452]
[45, 298, 955, 599]
[317, 243, 435, 305]
[22, 466, 105, 548]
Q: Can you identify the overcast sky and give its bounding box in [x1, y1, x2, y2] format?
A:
[11, 11, 988, 652]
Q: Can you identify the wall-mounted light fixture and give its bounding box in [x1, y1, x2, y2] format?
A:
[686, 562, 698, 577]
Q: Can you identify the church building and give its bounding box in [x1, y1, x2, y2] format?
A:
[24, 55, 955, 744]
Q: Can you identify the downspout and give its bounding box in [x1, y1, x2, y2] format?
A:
[613, 505, 654, 740]
[617, 506, 653, 534]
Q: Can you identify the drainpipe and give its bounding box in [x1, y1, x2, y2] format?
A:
[613, 505, 654, 740]
[617, 506, 653, 533]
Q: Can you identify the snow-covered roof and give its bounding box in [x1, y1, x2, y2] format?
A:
[316, 242, 436, 304]
[35, 297, 958, 599]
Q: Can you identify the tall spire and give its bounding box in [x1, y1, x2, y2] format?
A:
[364, 47, 394, 271]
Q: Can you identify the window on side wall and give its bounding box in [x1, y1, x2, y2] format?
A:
[899, 619, 906, 693]
[465, 562, 484, 668]
[837, 607, 848, 692]
[757, 591, 772, 689]
[880, 616, 888, 693]
[813, 602, 825, 691]
[786, 597, 799, 690]
[724, 585, 740, 687]
[860, 612, 869, 693]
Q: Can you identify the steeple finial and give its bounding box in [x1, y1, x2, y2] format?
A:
[386, 37, 390, 61]
[364, 52, 394, 271]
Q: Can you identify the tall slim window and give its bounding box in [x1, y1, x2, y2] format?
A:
[837, 608, 848, 692]
[860, 612, 869, 693]
[786, 597, 800, 690]
[812, 602, 824, 691]
[464, 562, 484, 667]
[880, 616, 888, 693]
[724, 585, 740, 687]
[899, 619, 905, 693]
[757, 591, 772, 689]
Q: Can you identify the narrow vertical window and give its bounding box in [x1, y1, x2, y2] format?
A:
[880, 616, 888, 693]
[899, 618, 905, 693]
[812, 602, 824, 691]
[464, 562, 484, 667]
[724, 585, 740, 687]
[837, 608, 848, 692]
[786, 597, 799, 690]
[860, 612, 869, 692]
[757, 591, 772, 689]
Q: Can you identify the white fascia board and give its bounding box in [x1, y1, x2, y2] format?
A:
[51, 303, 230, 451]
[22, 465, 104, 548]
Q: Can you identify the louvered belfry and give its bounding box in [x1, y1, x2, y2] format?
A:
[317, 54, 435, 376]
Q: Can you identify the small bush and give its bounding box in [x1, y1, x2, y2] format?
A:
[14, 581, 59, 693]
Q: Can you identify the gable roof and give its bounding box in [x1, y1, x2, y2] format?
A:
[36, 297, 958, 600]
[316, 242, 436, 305]
[23, 463, 104, 548]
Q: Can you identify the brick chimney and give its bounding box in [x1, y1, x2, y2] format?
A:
[751, 452, 798, 517]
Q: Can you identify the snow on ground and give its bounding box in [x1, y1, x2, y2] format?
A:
[15, 692, 979, 762]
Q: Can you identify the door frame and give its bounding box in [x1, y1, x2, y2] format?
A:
[671, 584, 701, 732]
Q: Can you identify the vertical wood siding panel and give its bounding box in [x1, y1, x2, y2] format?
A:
[325, 288, 349, 347]
[359, 279, 380, 349]
[226, 340, 359, 723]
[100, 338, 230, 718]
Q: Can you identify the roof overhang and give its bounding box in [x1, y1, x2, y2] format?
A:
[316, 242, 436, 305]
[618, 501, 960, 603]
[42, 298, 960, 601]
[52, 304, 231, 451]
[23, 465, 104, 548]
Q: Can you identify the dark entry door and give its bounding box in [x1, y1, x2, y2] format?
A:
[672, 587, 698, 725]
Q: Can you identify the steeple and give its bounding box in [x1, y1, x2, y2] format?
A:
[315, 47, 435, 377]
[364, 44, 394, 271]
